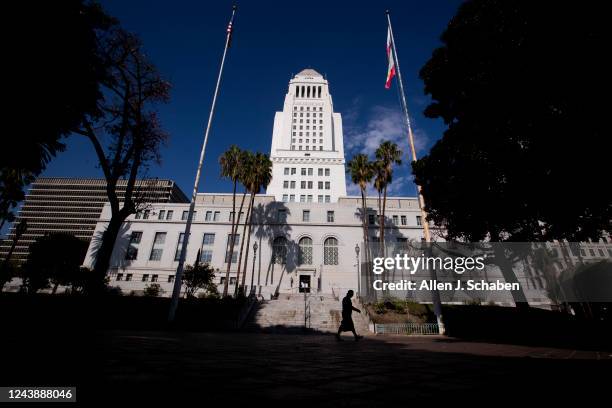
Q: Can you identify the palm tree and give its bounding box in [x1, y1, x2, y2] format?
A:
[220, 145, 243, 297]
[375, 141, 402, 253]
[234, 151, 255, 296]
[347, 154, 374, 279]
[239, 153, 272, 294]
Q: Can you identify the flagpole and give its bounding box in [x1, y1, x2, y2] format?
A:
[386, 10, 445, 334]
[168, 5, 237, 323]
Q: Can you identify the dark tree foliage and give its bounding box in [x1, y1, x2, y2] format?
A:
[414, 0, 610, 242]
[182, 264, 218, 298]
[2, 1, 113, 222]
[21, 233, 89, 294]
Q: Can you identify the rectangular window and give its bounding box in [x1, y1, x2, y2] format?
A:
[126, 274, 133, 282]
[290, 194, 295, 202]
[283, 180, 289, 189]
[318, 195, 323, 203]
[149, 232, 166, 261]
[369, 214, 375, 225]
[200, 249, 213, 263]
[290, 181, 296, 189]
[301, 168, 306, 176]
[291, 168, 296, 175]
[318, 168, 323, 176]
[416, 216, 422, 226]
[142, 210, 150, 220]
[325, 195, 330, 203]
[284, 167, 289, 175]
[401, 215, 407, 226]
[318, 181, 323, 189]
[174, 233, 185, 261]
[327, 211, 335, 223]
[277, 209, 287, 222]
[158, 210, 166, 220]
[303, 210, 310, 222]
[151, 274, 158, 283]
[116, 273, 123, 281]
[300, 195, 305, 203]
[325, 181, 330, 190]
[166, 210, 173, 220]
[301, 181, 306, 189]
[213, 211, 220, 221]
[142, 274, 149, 282]
[282, 194, 288, 202]
[307, 181, 313, 189]
[182, 211, 189, 221]
[325, 168, 330, 176]
[135, 212, 142, 219]
[168, 275, 175, 283]
[125, 231, 142, 260]
[308, 168, 313, 176]
[202, 233, 215, 246]
[307, 195, 312, 203]
[392, 215, 399, 225]
[225, 234, 240, 263]
[205, 211, 212, 221]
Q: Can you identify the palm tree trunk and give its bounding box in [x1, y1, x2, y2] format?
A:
[232, 191, 249, 296]
[382, 184, 388, 258]
[240, 193, 256, 294]
[360, 189, 371, 298]
[377, 191, 383, 257]
[222, 180, 238, 297]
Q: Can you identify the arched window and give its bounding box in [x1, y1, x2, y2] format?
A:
[324, 237, 338, 265]
[298, 237, 313, 265]
[272, 236, 287, 264]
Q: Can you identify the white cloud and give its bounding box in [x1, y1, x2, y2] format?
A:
[344, 105, 429, 158]
[343, 105, 428, 198]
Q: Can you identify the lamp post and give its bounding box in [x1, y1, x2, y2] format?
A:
[355, 243, 361, 298]
[250, 242, 258, 296]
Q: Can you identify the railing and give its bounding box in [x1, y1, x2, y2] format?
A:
[374, 323, 440, 335]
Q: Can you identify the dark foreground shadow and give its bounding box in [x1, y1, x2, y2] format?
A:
[1, 293, 611, 405]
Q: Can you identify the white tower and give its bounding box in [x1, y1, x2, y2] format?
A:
[266, 69, 347, 203]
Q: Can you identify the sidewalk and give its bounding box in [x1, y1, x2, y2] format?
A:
[96, 330, 610, 404]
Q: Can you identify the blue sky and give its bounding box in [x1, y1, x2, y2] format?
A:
[42, 0, 461, 197]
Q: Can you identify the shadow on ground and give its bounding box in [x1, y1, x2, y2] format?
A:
[1, 293, 611, 405]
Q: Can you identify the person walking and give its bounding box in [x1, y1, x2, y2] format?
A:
[336, 290, 363, 341]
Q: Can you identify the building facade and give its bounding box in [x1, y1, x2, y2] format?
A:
[83, 194, 426, 298]
[0, 177, 188, 263]
[266, 69, 347, 203]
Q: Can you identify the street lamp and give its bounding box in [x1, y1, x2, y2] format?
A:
[250, 242, 258, 296]
[355, 244, 360, 298]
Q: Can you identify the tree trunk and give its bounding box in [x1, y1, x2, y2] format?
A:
[92, 214, 125, 292]
[233, 191, 250, 296]
[382, 185, 388, 258]
[222, 180, 238, 297]
[492, 243, 529, 309]
[360, 189, 370, 299]
[240, 193, 256, 294]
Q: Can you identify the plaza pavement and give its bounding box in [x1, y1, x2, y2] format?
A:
[94, 330, 610, 405]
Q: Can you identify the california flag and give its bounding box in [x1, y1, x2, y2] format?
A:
[385, 27, 396, 89]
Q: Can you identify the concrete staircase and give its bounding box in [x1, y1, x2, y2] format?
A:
[245, 293, 372, 334]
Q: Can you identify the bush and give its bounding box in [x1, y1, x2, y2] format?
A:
[143, 283, 163, 297]
[373, 302, 386, 314]
[406, 301, 429, 318]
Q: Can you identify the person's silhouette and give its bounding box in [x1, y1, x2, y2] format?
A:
[336, 290, 363, 341]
